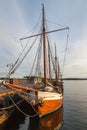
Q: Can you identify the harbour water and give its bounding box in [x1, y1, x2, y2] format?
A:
[0, 80, 87, 130]
[61, 80, 87, 130]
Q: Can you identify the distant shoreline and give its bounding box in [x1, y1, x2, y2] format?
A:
[0, 77, 87, 81]
[63, 78, 87, 80]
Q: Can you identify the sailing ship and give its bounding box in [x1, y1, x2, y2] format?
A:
[3, 4, 69, 118]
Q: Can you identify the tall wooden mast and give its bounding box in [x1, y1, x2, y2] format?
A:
[42, 4, 46, 86]
[10, 4, 69, 81]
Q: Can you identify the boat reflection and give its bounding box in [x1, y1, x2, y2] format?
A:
[0, 110, 26, 130]
[28, 106, 63, 130]
[0, 103, 63, 130]
[39, 107, 63, 130]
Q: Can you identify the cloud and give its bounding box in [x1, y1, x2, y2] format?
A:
[0, 0, 29, 77]
[63, 33, 87, 78]
[0, 0, 87, 78]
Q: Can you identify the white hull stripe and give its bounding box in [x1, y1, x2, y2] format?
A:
[38, 91, 63, 100]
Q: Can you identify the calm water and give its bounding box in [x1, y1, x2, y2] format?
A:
[61, 80, 87, 130]
[0, 80, 87, 130]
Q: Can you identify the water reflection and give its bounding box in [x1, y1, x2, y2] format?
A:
[28, 115, 39, 130]
[0, 103, 63, 130]
[28, 107, 63, 130]
[0, 101, 31, 130]
[39, 107, 63, 130]
[0, 109, 26, 130]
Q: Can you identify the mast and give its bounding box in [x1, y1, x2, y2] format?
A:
[7, 4, 69, 80]
[48, 41, 51, 81]
[55, 43, 59, 83]
[42, 4, 46, 86]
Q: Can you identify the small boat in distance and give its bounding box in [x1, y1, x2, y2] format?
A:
[4, 4, 69, 118]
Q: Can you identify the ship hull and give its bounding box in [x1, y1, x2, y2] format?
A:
[4, 83, 63, 118]
[38, 91, 63, 118]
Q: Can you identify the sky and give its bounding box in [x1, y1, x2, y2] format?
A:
[0, 0, 87, 78]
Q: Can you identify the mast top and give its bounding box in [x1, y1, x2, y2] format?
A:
[42, 3, 44, 8]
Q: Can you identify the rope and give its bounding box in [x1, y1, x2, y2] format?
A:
[35, 36, 42, 76]
[47, 19, 68, 28]
[28, 37, 41, 78]
[0, 86, 38, 117]
[8, 95, 29, 117]
[8, 94, 38, 117]
[19, 16, 42, 70]
[16, 90, 39, 117]
[0, 99, 24, 110]
[7, 35, 38, 78]
[62, 29, 69, 77]
[6, 15, 41, 78]
[28, 26, 42, 78]
[25, 99, 39, 117]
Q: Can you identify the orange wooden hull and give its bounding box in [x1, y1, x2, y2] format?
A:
[38, 98, 63, 117]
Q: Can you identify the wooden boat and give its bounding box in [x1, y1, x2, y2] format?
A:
[0, 84, 24, 124]
[4, 4, 69, 118]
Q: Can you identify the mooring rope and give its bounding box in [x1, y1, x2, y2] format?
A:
[0, 85, 39, 117]
[8, 94, 38, 117]
[0, 99, 24, 110]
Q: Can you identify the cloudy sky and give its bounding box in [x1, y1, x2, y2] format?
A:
[0, 0, 87, 78]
